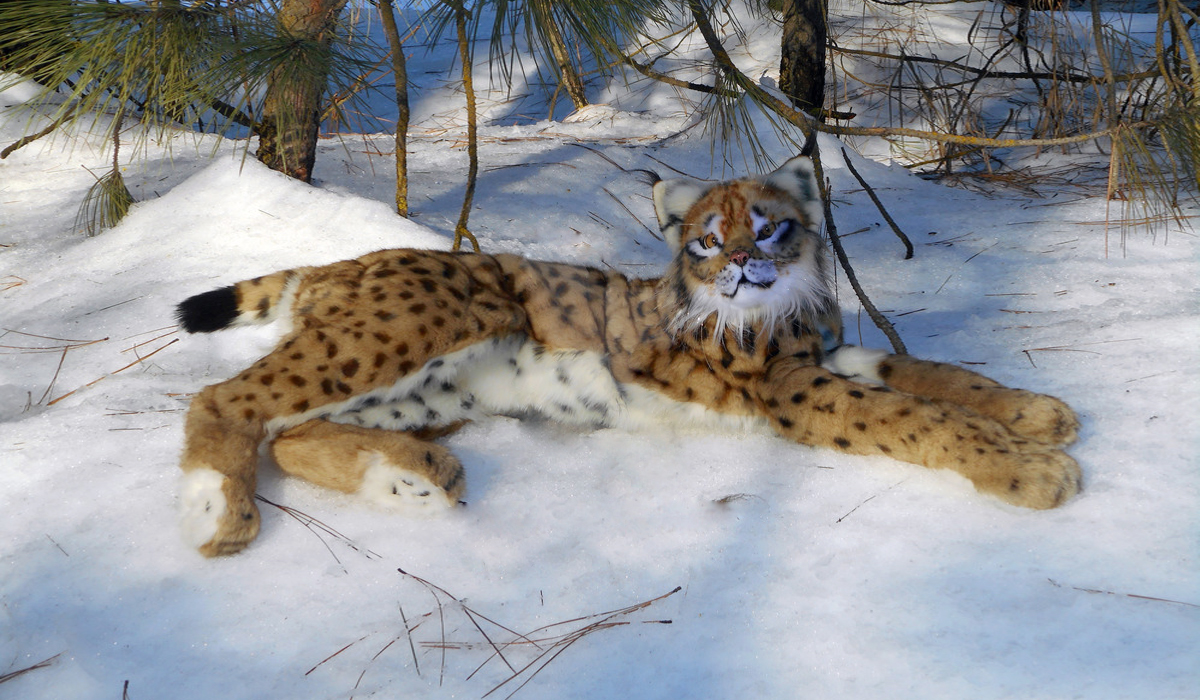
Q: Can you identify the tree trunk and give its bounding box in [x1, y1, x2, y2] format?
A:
[778, 0, 826, 118]
[451, 0, 480, 251]
[255, 0, 347, 183]
[378, 0, 410, 216]
[542, 9, 588, 111]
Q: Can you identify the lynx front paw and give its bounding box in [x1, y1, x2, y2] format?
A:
[974, 450, 1082, 510]
[1003, 391, 1080, 448]
[179, 468, 261, 557]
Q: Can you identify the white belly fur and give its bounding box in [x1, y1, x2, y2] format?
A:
[265, 335, 769, 437]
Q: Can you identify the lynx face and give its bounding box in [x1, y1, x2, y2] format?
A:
[652, 161, 832, 337]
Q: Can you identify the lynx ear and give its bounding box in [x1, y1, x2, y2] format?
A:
[761, 155, 824, 229]
[652, 178, 710, 253]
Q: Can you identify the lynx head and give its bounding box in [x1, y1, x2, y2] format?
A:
[652, 156, 833, 338]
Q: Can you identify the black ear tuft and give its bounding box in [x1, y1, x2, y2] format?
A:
[177, 286, 239, 333]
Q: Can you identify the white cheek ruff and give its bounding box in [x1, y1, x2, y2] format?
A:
[671, 251, 831, 338]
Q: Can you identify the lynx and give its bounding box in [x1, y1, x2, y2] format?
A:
[176, 156, 1080, 556]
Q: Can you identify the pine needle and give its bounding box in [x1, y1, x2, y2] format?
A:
[75, 168, 134, 237]
[0, 652, 62, 686]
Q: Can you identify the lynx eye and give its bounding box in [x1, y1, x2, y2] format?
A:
[755, 218, 792, 249]
[686, 215, 724, 258]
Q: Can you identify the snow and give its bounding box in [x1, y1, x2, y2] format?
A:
[2, 4, 1198, 699]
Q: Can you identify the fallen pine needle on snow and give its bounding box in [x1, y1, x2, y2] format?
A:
[351, 569, 681, 699]
[255, 494, 382, 567]
[47, 338, 177, 406]
[0, 653, 62, 686]
[1047, 579, 1199, 609]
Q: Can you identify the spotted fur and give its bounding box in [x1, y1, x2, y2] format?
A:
[177, 156, 1081, 557]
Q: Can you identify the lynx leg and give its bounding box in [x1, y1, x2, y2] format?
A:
[179, 384, 266, 557]
[272, 420, 465, 509]
[825, 346, 1079, 448]
[180, 325, 469, 556]
[179, 254, 526, 556]
[760, 358, 1081, 509]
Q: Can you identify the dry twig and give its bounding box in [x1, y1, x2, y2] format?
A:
[840, 147, 914, 259]
[811, 153, 908, 354]
[0, 652, 62, 685]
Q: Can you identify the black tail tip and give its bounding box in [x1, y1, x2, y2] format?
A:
[177, 286, 239, 333]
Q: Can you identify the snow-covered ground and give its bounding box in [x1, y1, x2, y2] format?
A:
[2, 4, 1197, 699]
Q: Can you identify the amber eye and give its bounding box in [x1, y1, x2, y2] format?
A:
[700, 232, 720, 249]
[756, 221, 776, 240]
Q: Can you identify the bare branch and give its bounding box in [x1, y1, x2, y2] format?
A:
[829, 43, 1159, 86]
[841, 148, 914, 260]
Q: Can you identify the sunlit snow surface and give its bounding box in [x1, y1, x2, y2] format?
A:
[1, 5, 1197, 699]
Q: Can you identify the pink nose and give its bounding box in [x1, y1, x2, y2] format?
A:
[729, 250, 750, 266]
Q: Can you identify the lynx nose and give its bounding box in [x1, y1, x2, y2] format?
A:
[729, 249, 751, 267]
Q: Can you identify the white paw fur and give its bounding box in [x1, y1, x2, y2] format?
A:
[179, 468, 227, 547]
[822, 345, 890, 385]
[359, 453, 455, 512]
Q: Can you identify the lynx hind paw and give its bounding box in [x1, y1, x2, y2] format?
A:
[359, 452, 464, 512]
[982, 450, 1082, 510]
[179, 468, 261, 557]
[180, 468, 226, 548]
[1004, 391, 1080, 448]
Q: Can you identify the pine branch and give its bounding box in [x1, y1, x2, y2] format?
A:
[1, 107, 77, 159]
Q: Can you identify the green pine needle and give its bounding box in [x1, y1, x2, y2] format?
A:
[76, 169, 134, 237]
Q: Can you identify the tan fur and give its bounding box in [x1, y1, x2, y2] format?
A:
[178, 158, 1081, 556]
[272, 420, 466, 496]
